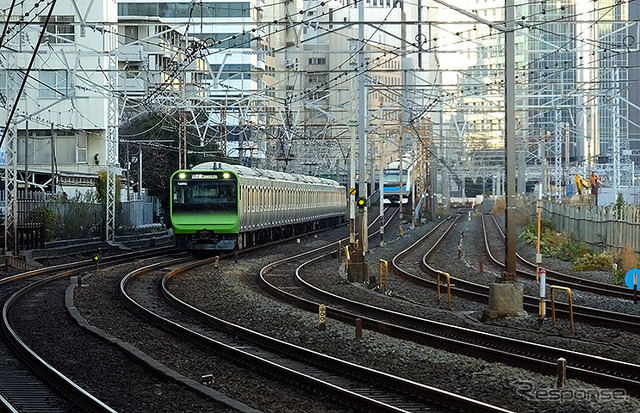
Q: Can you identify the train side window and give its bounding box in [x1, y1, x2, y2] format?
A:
[243, 186, 248, 213]
[252, 187, 256, 212]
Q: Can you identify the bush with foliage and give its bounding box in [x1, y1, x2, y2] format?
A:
[572, 251, 614, 272]
[28, 192, 103, 242]
[520, 219, 609, 271]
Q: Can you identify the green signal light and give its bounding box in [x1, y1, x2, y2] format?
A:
[357, 197, 366, 208]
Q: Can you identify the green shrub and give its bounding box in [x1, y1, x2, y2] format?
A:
[520, 220, 590, 264]
[572, 251, 614, 272]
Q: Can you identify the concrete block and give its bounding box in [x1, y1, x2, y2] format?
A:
[487, 283, 527, 318]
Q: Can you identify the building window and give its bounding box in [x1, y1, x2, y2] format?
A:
[42, 15, 75, 44]
[39, 70, 68, 98]
[124, 26, 139, 44]
[18, 131, 52, 166]
[77, 132, 87, 164]
[56, 132, 76, 164]
[308, 57, 326, 65]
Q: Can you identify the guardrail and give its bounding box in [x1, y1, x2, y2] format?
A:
[550, 286, 574, 334]
[436, 270, 454, 308]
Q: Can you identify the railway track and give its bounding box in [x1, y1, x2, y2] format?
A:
[0, 246, 177, 413]
[131, 207, 508, 412]
[249, 212, 513, 412]
[394, 213, 640, 393]
[485, 213, 636, 300]
[122, 258, 504, 412]
[252, 210, 640, 400]
[481, 213, 640, 332]
[389, 210, 640, 333]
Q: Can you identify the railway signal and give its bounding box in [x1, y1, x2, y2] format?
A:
[92, 252, 102, 270]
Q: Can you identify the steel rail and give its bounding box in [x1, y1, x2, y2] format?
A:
[0, 246, 180, 412]
[481, 214, 640, 332]
[255, 212, 640, 397]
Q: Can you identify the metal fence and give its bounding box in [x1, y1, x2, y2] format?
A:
[120, 196, 155, 228]
[533, 200, 640, 254]
[0, 191, 156, 243]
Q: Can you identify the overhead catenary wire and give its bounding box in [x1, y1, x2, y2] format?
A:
[2, 0, 637, 167]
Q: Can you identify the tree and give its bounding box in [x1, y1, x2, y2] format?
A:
[95, 170, 122, 205]
[118, 112, 223, 223]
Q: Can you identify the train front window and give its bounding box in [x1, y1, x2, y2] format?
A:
[172, 179, 238, 213]
[383, 170, 407, 185]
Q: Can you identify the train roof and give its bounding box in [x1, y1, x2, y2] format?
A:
[191, 162, 344, 187]
[385, 155, 415, 171]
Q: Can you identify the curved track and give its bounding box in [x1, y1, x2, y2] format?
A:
[485, 213, 635, 300]
[388, 214, 640, 394]
[0, 247, 176, 412]
[254, 212, 514, 412]
[251, 211, 640, 399]
[481, 214, 640, 331]
[115, 208, 504, 412]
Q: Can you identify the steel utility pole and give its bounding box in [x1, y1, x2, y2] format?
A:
[346, 0, 369, 283]
[105, 24, 118, 244]
[357, 0, 368, 254]
[432, 0, 522, 315]
[3, 1, 57, 254]
[503, 0, 517, 281]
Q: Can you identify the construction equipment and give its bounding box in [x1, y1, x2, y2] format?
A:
[575, 174, 591, 195]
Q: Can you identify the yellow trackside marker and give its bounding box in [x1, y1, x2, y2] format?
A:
[318, 304, 326, 330]
[550, 286, 574, 334]
[379, 260, 388, 291]
[350, 187, 356, 195]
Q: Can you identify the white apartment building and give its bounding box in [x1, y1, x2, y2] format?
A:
[0, 0, 119, 195]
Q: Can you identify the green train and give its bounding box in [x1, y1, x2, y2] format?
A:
[170, 162, 347, 251]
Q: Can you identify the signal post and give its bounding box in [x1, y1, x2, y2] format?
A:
[347, 197, 369, 283]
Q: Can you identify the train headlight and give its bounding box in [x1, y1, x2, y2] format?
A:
[223, 172, 230, 179]
[178, 172, 187, 179]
